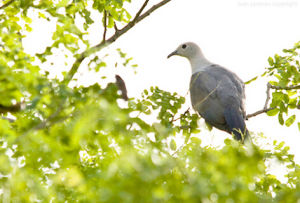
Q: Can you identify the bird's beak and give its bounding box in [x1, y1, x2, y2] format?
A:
[167, 50, 178, 58]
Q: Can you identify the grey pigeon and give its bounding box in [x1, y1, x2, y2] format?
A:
[168, 42, 249, 142]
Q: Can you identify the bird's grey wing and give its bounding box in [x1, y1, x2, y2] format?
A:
[209, 65, 247, 119]
[190, 71, 228, 131]
[208, 65, 247, 140]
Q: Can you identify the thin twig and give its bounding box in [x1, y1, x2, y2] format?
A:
[264, 83, 271, 109]
[171, 107, 190, 122]
[247, 83, 274, 119]
[114, 22, 119, 32]
[0, 0, 15, 9]
[133, 0, 172, 24]
[269, 84, 300, 90]
[63, 0, 172, 84]
[132, 0, 150, 22]
[102, 10, 107, 42]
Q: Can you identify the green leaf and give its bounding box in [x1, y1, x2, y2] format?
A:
[245, 76, 258, 85]
[170, 139, 177, 151]
[190, 137, 202, 145]
[267, 108, 279, 116]
[278, 113, 284, 125]
[285, 115, 296, 127]
[268, 57, 274, 66]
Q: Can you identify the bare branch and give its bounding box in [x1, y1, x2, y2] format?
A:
[102, 10, 107, 42]
[63, 0, 173, 84]
[133, 0, 172, 24]
[246, 107, 274, 119]
[132, 0, 150, 22]
[114, 22, 119, 32]
[269, 84, 300, 90]
[247, 81, 300, 119]
[0, 0, 15, 9]
[264, 83, 271, 109]
[247, 83, 274, 119]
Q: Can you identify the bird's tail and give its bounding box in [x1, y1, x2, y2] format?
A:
[224, 106, 249, 143]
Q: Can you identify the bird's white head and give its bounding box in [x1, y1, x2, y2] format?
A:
[167, 42, 201, 59]
[167, 42, 212, 74]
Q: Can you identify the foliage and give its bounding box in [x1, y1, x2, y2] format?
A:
[0, 0, 299, 202]
[266, 42, 300, 129]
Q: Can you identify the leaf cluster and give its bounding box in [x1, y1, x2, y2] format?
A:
[0, 0, 300, 202]
[266, 42, 300, 130]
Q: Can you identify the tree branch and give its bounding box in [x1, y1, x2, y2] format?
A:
[114, 22, 119, 32]
[246, 107, 274, 119]
[264, 83, 271, 109]
[246, 82, 300, 119]
[63, 0, 172, 84]
[132, 0, 149, 22]
[247, 83, 274, 119]
[171, 108, 190, 123]
[102, 10, 107, 42]
[269, 84, 300, 90]
[0, 0, 15, 9]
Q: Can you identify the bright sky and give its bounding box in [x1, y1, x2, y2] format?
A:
[116, 0, 300, 160]
[23, 0, 300, 163]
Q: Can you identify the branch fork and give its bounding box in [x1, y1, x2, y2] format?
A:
[63, 0, 172, 84]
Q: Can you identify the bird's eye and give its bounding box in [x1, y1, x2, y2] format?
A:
[182, 44, 187, 49]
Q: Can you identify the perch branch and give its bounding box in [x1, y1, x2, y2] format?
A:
[246, 107, 274, 119]
[63, 0, 173, 83]
[246, 83, 274, 120]
[247, 82, 300, 119]
[246, 83, 274, 119]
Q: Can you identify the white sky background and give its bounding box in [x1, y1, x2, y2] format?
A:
[116, 0, 300, 158]
[23, 0, 300, 163]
